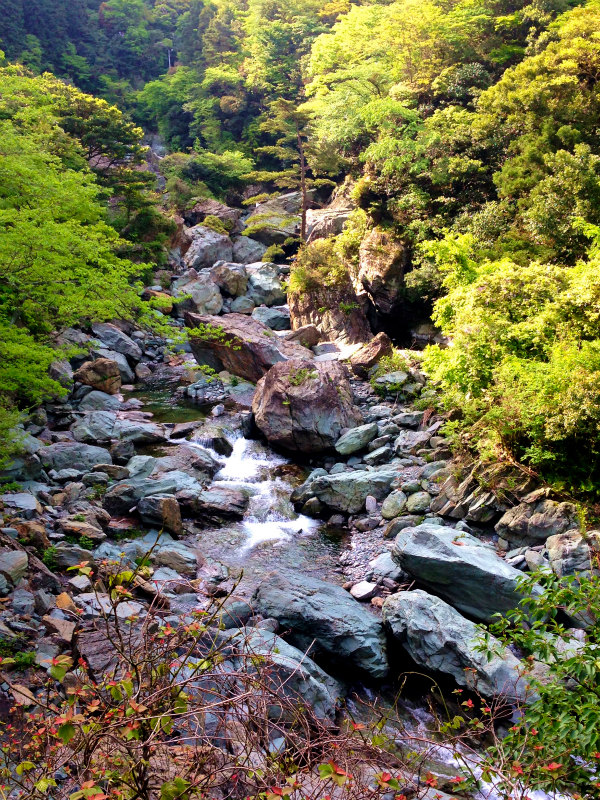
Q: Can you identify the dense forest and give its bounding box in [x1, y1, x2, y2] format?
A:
[4, 2, 600, 798]
[2, 0, 600, 490]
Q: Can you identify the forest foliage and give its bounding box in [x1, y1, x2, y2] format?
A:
[2, 0, 600, 489]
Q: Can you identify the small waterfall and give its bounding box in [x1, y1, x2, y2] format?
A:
[212, 437, 320, 551]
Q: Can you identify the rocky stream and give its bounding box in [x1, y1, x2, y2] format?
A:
[0, 193, 584, 799]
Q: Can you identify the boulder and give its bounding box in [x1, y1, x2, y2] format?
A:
[239, 629, 342, 723]
[90, 348, 135, 384]
[0, 492, 42, 519]
[185, 486, 248, 521]
[349, 333, 394, 379]
[383, 590, 531, 702]
[171, 269, 223, 317]
[252, 359, 363, 454]
[230, 295, 255, 314]
[91, 323, 142, 362]
[495, 497, 578, 546]
[184, 199, 242, 232]
[246, 263, 286, 306]
[209, 262, 248, 297]
[74, 358, 121, 395]
[252, 571, 388, 679]
[244, 193, 301, 245]
[381, 490, 408, 520]
[71, 412, 167, 445]
[38, 442, 112, 472]
[284, 324, 321, 349]
[392, 524, 538, 622]
[78, 390, 122, 412]
[308, 465, 399, 514]
[251, 306, 291, 330]
[395, 429, 431, 455]
[357, 228, 407, 316]
[183, 225, 233, 270]
[406, 491, 431, 514]
[0, 550, 28, 586]
[185, 313, 312, 383]
[137, 495, 183, 536]
[232, 236, 267, 265]
[334, 422, 378, 455]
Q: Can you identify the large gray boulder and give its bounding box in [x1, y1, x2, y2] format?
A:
[252, 359, 363, 454]
[232, 236, 267, 264]
[171, 269, 223, 317]
[38, 442, 112, 472]
[252, 571, 388, 679]
[244, 193, 300, 245]
[183, 225, 233, 269]
[546, 530, 596, 578]
[392, 524, 537, 622]
[246, 263, 286, 307]
[383, 590, 532, 702]
[309, 465, 399, 514]
[91, 323, 142, 362]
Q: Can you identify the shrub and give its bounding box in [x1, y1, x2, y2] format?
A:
[288, 239, 349, 294]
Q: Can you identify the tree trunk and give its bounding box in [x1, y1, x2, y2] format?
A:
[297, 126, 307, 241]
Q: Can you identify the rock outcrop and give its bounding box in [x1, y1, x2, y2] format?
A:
[185, 313, 312, 383]
[252, 359, 362, 453]
[182, 225, 233, 269]
[357, 228, 407, 316]
[288, 283, 372, 345]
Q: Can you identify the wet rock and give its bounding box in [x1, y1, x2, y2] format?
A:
[91, 323, 142, 362]
[186, 487, 249, 522]
[137, 495, 183, 536]
[251, 306, 291, 330]
[252, 570, 388, 679]
[349, 333, 393, 379]
[186, 312, 312, 383]
[309, 465, 399, 514]
[252, 359, 363, 454]
[392, 524, 538, 622]
[74, 358, 121, 395]
[383, 590, 531, 702]
[183, 226, 233, 270]
[334, 422, 378, 456]
[171, 269, 223, 316]
[153, 539, 197, 576]
[495, 497, 578, 546]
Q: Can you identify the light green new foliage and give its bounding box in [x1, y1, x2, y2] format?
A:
[0, 78, 156, 468]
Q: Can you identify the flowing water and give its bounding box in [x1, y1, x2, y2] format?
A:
[129, 387, 565, 800]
